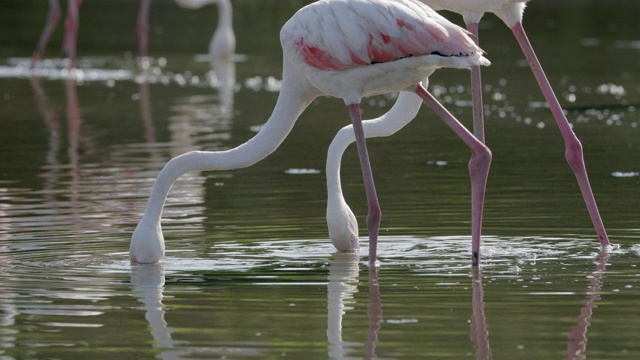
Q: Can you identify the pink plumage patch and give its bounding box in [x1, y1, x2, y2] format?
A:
[296, 38, 343, 71]
[293, 8, 473, 71]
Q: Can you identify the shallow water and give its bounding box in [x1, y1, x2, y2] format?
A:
[1, 0, 640, 358]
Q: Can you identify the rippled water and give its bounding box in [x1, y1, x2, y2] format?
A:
[1, 0, 640, 358]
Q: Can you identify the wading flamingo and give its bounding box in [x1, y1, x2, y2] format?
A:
[32, 0, 82, 69]
[129, 0, 491, 264]
[423, 0, 610, 246]
[325, 0, 610, 265]
[175, 0, 235, 62]
[31, 0, 233, 69]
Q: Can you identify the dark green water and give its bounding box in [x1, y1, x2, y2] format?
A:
[0, 0, 639, 358]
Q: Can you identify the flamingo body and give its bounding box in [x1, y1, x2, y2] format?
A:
[281, 0, 486, 102]
[130, 0, 490, 264]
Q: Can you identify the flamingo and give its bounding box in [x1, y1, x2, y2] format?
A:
[425, 0, 610, 248]
[325, 0, 610, 265]
[129, 0, 491, 264]
[175, 0, 235, 62]
[31, 0, 82, 69]
[30, 0, 233, 69]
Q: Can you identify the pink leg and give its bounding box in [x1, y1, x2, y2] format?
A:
[347, 104, 381, 264]
[466, 22, 485, 144]
[511, 22, 609, 247]
[32, 0, 62, 69]
[415, 84, 491, 266]
[137, 0, 151, 60]
[61, 0, 82, 68]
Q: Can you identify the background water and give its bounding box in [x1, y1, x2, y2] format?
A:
[1, 0, 639, 359]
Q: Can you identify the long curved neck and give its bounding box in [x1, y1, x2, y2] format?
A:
[215, 0, 232, 31]
[326, 91, 423, 203]
[142, 62, 315, 222]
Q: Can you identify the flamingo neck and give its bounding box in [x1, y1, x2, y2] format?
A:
[215, 0, 232, 31]
[326, 128, 350, 204]
[141, 64, 315, 223]
[326, 91, 423, 205]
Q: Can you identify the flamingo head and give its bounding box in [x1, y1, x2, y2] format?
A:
[129, 217, 165, 264]
[327, 198, 360, 252]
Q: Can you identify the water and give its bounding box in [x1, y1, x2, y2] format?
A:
[1, 0, 640, 358]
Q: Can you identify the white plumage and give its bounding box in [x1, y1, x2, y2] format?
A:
[130, 0, 490, 265]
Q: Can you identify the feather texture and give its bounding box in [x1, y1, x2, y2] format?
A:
[281, 0, 482, 71]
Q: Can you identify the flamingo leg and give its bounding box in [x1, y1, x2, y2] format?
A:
[466, 21, 485, 144]
[32, 0, 62, 69]
[137, 0, 152, 61]
[415, 84, 491, 266]
[347, 104, 382, 264]
[510, 22, 609, 247]
[61, 0, 82, 68]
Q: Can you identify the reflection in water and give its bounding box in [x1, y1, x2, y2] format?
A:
[29, 77, 93, 229]
[210, 59, 235, 118]
[365, 265, 382, 359]
[327, 252, 360, 359]
[130, 263, 180, 360]
[30, 77, 60, 198]
[471, 268, 492, 360]
[64, 79, 83, 216]
[138, 81, 157, 145]
[327, 253, 382, 359]
[566, 251, 609, 360]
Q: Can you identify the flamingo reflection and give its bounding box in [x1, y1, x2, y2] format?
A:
[327, 252, 382, 359]
[209, 58, 235, 119]
[130, 262, 181, 360]
[327, 252, 361, 358]
[365, 265, 382, 359]
[566, 251, 609, 360]
[29, 77, 93, 229]
[471, 267, 492, 360]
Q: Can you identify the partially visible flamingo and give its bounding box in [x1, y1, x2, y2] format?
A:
[175, 0, 235, 62]
[422, 0, 610, 247]
[31, 0, 234, 69]
[325, 0, 610, 264]
[31, 0, 82, 69]
[129, 0, 491, 265]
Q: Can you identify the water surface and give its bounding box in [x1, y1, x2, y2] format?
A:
[1, 0, 640, 358]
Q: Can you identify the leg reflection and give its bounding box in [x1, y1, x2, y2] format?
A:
[365, 265, 382, 359]
[566, 251, 609, 360]
[471, 267, 492, 360]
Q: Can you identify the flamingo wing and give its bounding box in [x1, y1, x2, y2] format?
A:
[281, 0, 481, 71]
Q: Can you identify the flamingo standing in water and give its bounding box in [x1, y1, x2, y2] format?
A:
[422, 1, 609, 249]
[129, 0, 491, 264]
[420, 0, 609, 247]
[175, 0, 235, 62]
[31, 0, 82, 69]
[31, 0, 234, 69]
[325, 0, 610, 265]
